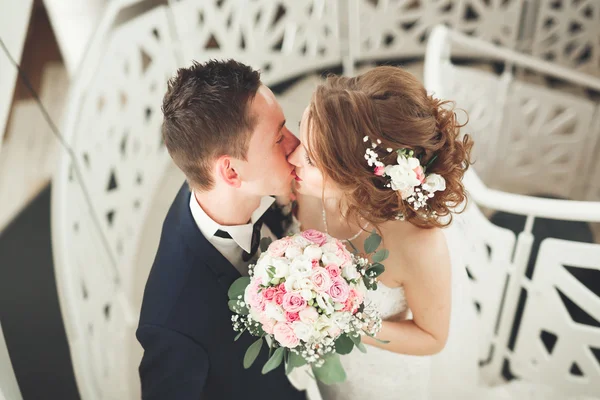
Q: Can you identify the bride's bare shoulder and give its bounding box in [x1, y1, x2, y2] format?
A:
[382, 220, 448, 266]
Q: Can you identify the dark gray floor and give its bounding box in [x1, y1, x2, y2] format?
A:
[0, 185, 80, 400]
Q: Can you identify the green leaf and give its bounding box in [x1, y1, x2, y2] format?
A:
[371, 249, 389, 263]
[364, 231, 382, 254]
[363, 330, 390, 344]
[228, 277, 250, 300]
[312, 354, 347, 385]
[234, 330, 245, 341]
[228, 300, 249, 315]
[349, 334, 366, 353]
[244, 338, 264, 369]
[366, 262, 385, 278]
[288, 351, 307, 368]
[334, 334, 354, 355]
[262, 347, 285, 374]
[260, 237, 273, 252]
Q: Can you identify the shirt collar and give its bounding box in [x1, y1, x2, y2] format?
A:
[189, 193, 275, 253]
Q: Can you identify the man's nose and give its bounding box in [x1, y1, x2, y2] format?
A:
[284, 130, 300, 156]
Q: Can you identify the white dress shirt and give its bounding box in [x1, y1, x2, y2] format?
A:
[189, 192, 276, 276]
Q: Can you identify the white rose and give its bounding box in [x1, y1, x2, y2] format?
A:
[292, 235, 312, 247]
[322, 252, 341, 266]
[385, 162, 421, 200]
[342, 265, 360, 281]
[272, 258, 290, 278]
[284, 275, 298, 292]
[320, 242, 338, 254]
[285, 244, 303, 259]
[299, 307, 320, 324]
[290, 258, 313, 277]
[248, 306, 262, 322]
[314, 314, 333, 332]
[264, 302, 286, 322]
[300, 288, 313, 300]
[292, 321, 314, 342]
[252, 262, 270, 283]
[422, 173, 446, 193]
[303, 245, 323, 261]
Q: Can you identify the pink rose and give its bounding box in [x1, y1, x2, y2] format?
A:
[282, 292, 307, 313]
[262, 287, 277, 301]
[274, 292, 285, 305]
[268, 237, 292, 257]
[260, 315, 277, 335]
[311, 259, 319, 269]
[326, 264, 341, 279]
[277, 283, 286, 293]
[335, 241, 353, 267]
[414, 165, 425, 184]
[311, 267, 333, 292]
[299, 307, 319, 324]
[301, 229, 328, 246]
[273, 323, 300, 348]
[374, 166, 385, 176]
[245, 278, 266, 311]
[285, 311, 300, 323]
[343, 289, 363, 313]
[328, 278, 350, 303]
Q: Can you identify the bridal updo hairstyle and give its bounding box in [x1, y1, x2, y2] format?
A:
[306, 66, 473, 229]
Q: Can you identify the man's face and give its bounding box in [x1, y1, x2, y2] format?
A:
[236, 85, 299, 196]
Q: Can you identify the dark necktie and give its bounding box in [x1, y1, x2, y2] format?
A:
[214, 218, 263, 262]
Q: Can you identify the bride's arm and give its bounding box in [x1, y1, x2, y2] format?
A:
[362, 228, 452, 355]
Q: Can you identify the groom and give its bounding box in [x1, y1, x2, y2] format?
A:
[136, 60, 305, 399]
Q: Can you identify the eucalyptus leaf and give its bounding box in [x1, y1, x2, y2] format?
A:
[363, 331, 390, 344]
[262, 347, 285, 375]
[228, 277, 250, 300]
[312, 354, 347, 384]
[244, 338, 263, 369]
[228, 300, 249, 315]
[366, 262, 385, 278]
[288, 351, 307, 368]
[364, 231, 382, 254]
[234, 330, 245, 341]
[334, 334, 354, 355]
[372, 249, 389, 263]
[260, 237, 273, 252]
[349, 334, 366, 353]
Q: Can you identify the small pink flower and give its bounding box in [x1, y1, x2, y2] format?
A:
[301, 229, 328, 246]
[374, 166, 385, 176]
[311, 259, 319, 268]
[277, 283, 287, 293]
[273, 323, 300, 348]
[328, 278, 350, 303]
[267, 237, 292, 257]
[326, 265, 341, 279]
[311, 267, 333, 292]
[285, 311, 300, 323]
[262, 287, 277, 301]
[282, 292, 307, 313]
[274, 292, 284, 305]
[245, 278, 266, 311]
[414, 165, 425, 184]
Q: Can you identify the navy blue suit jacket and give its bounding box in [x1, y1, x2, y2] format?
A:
[137, 184, 305, 400]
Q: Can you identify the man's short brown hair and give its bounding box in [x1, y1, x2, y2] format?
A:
[161, 59, 261, 191]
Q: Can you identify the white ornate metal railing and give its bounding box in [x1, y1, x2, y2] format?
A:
[50, 1, 600, 399]
[426, 25, 600, 397]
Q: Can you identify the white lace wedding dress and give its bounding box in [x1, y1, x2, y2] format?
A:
[317, 223, 480, 400]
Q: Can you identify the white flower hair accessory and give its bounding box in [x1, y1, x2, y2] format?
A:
[363, 136, 446, 211]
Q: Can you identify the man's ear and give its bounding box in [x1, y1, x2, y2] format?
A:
[215, 155, 242, 188]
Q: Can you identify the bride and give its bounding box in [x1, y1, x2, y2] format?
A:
[287, 66, 480, 400]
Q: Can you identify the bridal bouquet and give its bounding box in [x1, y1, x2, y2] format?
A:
[228, 229, 388, 384]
